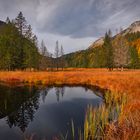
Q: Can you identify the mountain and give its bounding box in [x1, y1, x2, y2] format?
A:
[89, 37, 104, 49]
[64, 20, 140, 68]
[89, 20, 140, 49]
[122, 21, 140, 35]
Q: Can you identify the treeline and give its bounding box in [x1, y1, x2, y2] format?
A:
[0, 12, 39, 70]
[0, 12, 65, 71]
[0, 12, 140, 71]
[64, 30, 140, 70]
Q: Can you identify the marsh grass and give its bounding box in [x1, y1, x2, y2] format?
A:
[82, 92, 128, 140]
[25, 90, 139, 140]
[65, 92, 128, 140]
[1, 69, 139, 140]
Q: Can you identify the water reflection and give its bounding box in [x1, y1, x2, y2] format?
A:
[0, 86, 67, 132]
[0, 85, 102, 140]
[0, 85, 40, 132]
[55, 87, 65, 102]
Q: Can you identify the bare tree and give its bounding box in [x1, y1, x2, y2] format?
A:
[60, 45, 65, 70]
[47, 53, 54, 71]
[39, 40, 49, 70]
[54, 41, 59, 71]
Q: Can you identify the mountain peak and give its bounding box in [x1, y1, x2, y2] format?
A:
[124, 20, 140, 34]
[88, 20, 140, 49]
[89, 37, 104, 49]
[130, 20, 140, 27]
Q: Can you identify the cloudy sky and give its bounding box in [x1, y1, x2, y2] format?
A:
[0, 0, 140, 53]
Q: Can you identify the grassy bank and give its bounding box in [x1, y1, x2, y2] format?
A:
[0, 69, 140, 139]
[0, 69, 139, 99]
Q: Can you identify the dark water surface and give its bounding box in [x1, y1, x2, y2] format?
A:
[0, 85, 103, 140]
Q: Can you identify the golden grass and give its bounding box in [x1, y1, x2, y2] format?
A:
[0, 68, 140, 140]
[0, 69, 139, 100]
[0, 69, 139, 110]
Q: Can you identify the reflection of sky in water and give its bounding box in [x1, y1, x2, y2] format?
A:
[39, 87, 101, 105]
[0, 118, 23, 140]
[0, 86, 102, 140]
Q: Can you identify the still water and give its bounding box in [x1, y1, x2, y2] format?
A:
[0, 85, 103, 140]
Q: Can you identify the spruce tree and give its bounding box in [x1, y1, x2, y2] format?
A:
[103, 30, 114, 71]
[14, 12, 28, 69]
[129, 46, 140, 69]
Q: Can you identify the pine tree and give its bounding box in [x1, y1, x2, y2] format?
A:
[32, 35, 38, 46]
[14, 12, 28, 69]
[6, 17, 10, 24]
[103, 30, 114, 71]
[0, 18, 20, 70]
[0, 12, 39, 71]
[14, 11, 27, 35]
[129, 46, 140, 69]
[25, 25, 32, 40]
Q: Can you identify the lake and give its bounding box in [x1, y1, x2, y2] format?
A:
[0, 85, 103, 140]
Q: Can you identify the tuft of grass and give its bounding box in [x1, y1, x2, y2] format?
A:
[71, 120, 75, 140]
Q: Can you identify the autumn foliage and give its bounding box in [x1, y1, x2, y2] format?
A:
[132, 38, 140, 55]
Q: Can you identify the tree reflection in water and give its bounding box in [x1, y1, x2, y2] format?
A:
[55, 87, 65, 102]
[0, 85, 65, 132]
[0, 85, 40, 132]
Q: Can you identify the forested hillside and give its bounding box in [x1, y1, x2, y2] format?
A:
[0, 12, 40, 71]
[0, 13, 140, 70]
[64, 22, 140, 69]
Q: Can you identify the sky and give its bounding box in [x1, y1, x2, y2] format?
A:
[0, 0, 140, 54]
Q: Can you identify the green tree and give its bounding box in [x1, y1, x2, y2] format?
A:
[0, 12, 39, 71]
[103, 30, 114, 70]
[14, 11, 27, 35]
[129, 46, 140, 69]
[14, 12, 28, 69]
[0, 19, 20, 70]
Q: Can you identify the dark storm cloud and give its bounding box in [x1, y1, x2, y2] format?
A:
[0, 0, 140, 52]
[36, 0, 140, 38]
